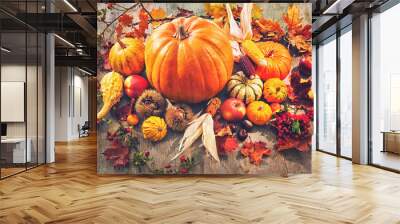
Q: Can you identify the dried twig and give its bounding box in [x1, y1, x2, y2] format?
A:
[139, 2, 154, 21]
[98, 3, 140, 39]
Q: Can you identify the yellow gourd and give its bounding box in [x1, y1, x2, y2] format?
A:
[142, 116, 167, 142]
[97, 71, 124, 120]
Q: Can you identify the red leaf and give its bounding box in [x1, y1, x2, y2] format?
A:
[118, 14, 133, 26]
[103, 146, 129, 168]
[115, 24, 123, 37]
[217, 136, 238, 154]
[137, 9, 149, 37]
[240, 141, 253, 157]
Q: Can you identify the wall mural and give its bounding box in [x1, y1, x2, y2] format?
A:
[97, 3, 313, 176]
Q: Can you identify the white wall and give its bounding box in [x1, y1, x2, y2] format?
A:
[1, 63, 46, 164]
[54, 67, 89, 141]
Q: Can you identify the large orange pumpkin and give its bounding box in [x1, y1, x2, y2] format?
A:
[145, 16, 234, 103]
[255, 42, 292, 81]
[109, 38, 145, 76]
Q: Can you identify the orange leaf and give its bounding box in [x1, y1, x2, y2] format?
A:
[288, 33, 312, 53]
[204, 3, 226, 19]
[150, 7, 166, 27]
[252, 4, 263, 20]
[251, 28, 263, 41]
[254, 18, 285, 41]
[215, 125, 232, 137]
[283, 5, 302, 31]
[240, 140, 272, 165]
[250, 148, 272, 165]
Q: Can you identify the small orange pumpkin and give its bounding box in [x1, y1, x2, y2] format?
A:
[145, 16, 234, 103]
[246, 101, 272, 125]
[255, 42, 292, 81]
[263, 78, 288, 103]
[109, 38, 145, 76]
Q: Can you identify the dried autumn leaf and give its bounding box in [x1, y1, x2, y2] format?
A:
[204, 3, 226, 19]
[252, 27, 263, 41]
[283, 5, 302, 31]
[217, 136, 239, 153]
[252, 4, 263, 20]
[250, 148, 272, 165]
[137, 8, 149, 37]
[254, 18, 285, 41]
[240, 140, 272, 166]
[150, 7, 166, 27]
[240, 141, 253, 157]
[293, 24, 312, 40]
[288, 33, 312, 53]
[103, 146, 129, 168]
[215, 125, 232, 137]
[253, 141, 267, 151]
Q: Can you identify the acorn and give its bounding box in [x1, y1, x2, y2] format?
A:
[135, 89, 166, 119]
[237, 129, 248, 141]
[165, 103, 194, 132]
[229, 123, 240, 134]
[241, 119, 254, 131]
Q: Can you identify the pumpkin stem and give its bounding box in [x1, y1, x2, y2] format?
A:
[175, 25, 188, 40]
[117, 38, 126, 49]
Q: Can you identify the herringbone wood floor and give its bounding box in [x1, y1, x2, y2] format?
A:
[1, 135, 400, 224]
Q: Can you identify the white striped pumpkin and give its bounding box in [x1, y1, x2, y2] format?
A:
[226, 72, 263, 104]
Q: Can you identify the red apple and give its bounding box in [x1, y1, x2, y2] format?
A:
[124, 75, 148, 98]
[221, 98, 246, 121]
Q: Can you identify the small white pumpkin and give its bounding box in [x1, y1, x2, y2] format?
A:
[227, 71, 263, 104]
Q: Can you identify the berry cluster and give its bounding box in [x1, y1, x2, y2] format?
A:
[272, 109, 312, 146]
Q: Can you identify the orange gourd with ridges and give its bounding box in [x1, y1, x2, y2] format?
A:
[145, 16, 234, 103]
[255, 41, 292, 81]
[109, 38, 145, 76]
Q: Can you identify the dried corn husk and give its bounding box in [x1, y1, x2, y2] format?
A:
[226, 3, 253, 42]
[171, 101, 220, 162]
[202, 114, 219, 162]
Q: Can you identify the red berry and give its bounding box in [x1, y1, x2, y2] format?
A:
[179, 168, 188, 174]
[179, 155, 187, 163]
